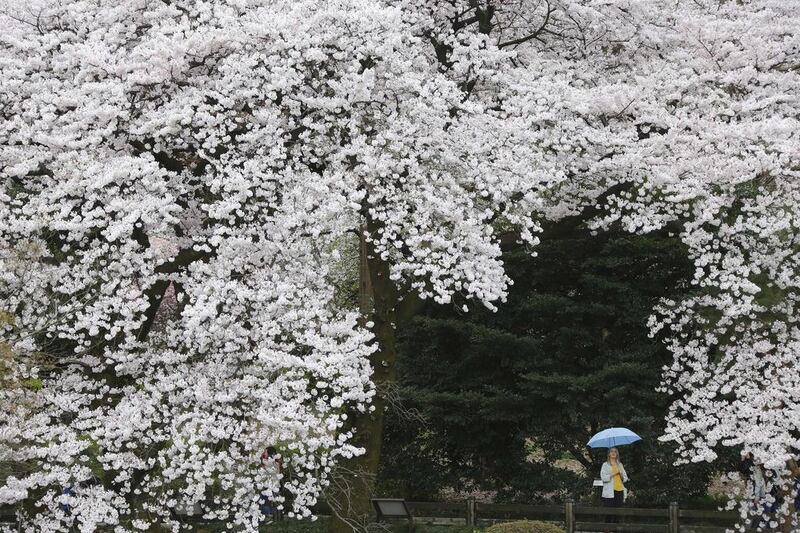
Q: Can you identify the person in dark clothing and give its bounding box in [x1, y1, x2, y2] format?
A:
[260, 446, 283, 519]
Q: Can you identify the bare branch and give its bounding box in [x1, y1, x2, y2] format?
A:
[497, 0, 553, 49]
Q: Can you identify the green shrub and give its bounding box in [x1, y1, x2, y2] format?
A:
[486, 520, 565, 533]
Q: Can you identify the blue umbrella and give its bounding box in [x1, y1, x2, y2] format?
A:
[587, 427, 642, 448]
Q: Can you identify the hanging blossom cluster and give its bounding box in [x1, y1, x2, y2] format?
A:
[643, 5, 798, 521]
[0, 0, 559, 531]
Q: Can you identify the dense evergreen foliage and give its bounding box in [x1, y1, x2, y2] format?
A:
[379, 223, 726, 505]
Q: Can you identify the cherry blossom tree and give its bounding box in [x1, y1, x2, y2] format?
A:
[0, 0, 555, 530]
[1, 0, 799, 531]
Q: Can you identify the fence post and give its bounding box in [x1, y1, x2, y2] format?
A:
[466, 498, 476, 527]
[565, 500, 575, 533]
[669, 502, 679, 533]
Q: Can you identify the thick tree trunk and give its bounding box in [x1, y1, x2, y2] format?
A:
[327, 227, 398, 533]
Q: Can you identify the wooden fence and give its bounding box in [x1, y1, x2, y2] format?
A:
[387, 500, 744, 533]
[0, 500, 745, 532]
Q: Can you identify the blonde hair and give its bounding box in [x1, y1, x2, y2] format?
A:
[607, 447, 620, 462]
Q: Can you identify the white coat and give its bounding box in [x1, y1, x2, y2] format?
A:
[600, 461, 629, 500]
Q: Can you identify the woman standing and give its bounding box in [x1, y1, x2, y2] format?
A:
[601, 447, 629, 524]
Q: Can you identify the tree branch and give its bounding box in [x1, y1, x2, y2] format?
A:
[497, 1, 553, 49]
[565, 442, 594, 471]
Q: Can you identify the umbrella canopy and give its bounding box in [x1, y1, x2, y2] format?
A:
[587, 427, 642, 448]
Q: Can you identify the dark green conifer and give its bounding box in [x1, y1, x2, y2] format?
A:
[380, 223, 727, 505]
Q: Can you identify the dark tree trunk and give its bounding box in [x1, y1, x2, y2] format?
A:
[327, 224, 401, 533]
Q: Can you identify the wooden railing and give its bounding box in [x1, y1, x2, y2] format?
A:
[396, 500, 743, 533]
[0, 500, 746, 532]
